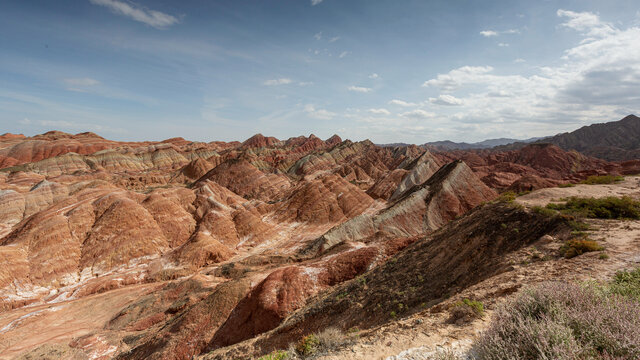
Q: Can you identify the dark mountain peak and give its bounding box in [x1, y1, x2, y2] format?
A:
[539, 114, 640, 161]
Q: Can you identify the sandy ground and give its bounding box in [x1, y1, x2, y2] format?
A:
[516, 176, 640, 207]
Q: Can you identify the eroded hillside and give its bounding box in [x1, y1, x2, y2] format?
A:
[0, 131, 638, 359]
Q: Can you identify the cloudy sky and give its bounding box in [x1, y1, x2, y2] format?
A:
[1, 0, 639, 143]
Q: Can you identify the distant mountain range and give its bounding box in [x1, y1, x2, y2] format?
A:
[377, 137, 542, 149]
[423, 137, 545, 151]
[382, 114, 640, 162]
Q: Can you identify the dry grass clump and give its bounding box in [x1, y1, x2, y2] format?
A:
[472, 281, 640, 359]
[428, 349, 459, 360]
[315, 327, 345, 351]
[284, 327, 347, 359]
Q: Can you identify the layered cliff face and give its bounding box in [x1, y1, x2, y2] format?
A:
[0, 131, 626, 359]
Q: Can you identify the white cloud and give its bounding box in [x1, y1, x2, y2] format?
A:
[329, 36, 340, 43]
[400, 109, 435, 119]
[480, 29, 520, 37]
[557, 9, 616, 38]
[298, 81, 314, 86]
[498, 43, 509, 47]
[429, 94, 463, 106]
[314, 32, 322, 40]
[514, 58, 526, 63]
[348, 85, 372, 93]
[368, 108, 391, 115]
[63, 78, 100, 92]
[422, 66, 493, 91]
[63, 78, 100, 87]
[369, 73, 380, 79]
[89, 0, 180, 29]
[304, 104, 335, 119]
[339, 51, 349, 58]
[311, 0, 323, 5]
[480, 30, 498, 37]
[263, 78, 293, 86]
[388, 99, 417, 107]
[417, 10, 640, 139]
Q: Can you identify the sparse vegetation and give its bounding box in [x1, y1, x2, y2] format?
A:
[599, 252, 610, 260]
[558, 183, 576, 188]
[580, 174, 624, 185]
[473, 281, 640, 359]
[547, 196, 640, 219]
[258, 350, 289, 360]
[559, 239, 604, 258]
[610, 267, 640, 301]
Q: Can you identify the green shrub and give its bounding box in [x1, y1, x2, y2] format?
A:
[558, 183, 576, 188]
[532, 206, 557, 217]
[547, 196, 640, 219]
[461, 298, 484, 316]
[257, 350, 289, 360]
[449, 298, 484, 324]
[610, 267, 640, 301]
[559, 239, 604, 258]
[599, 252, 609, 260]
[580, 174, 624, 185]
[498, 191, 517, 203]
[295, 334, 320, 356]
[568, 220, 590, 232]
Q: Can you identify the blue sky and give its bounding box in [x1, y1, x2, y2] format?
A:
[1, 0, 639, 143]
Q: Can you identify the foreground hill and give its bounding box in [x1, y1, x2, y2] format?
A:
[0, 130, 639, 359]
